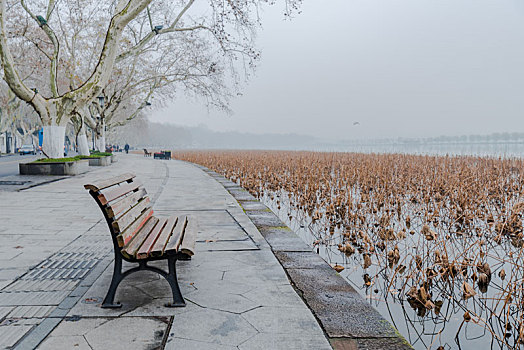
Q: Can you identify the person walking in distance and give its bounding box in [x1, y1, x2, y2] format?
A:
[124, 144, 130, 154]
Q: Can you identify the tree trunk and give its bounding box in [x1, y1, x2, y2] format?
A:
[77, 124, 90, 156]
[96, 120, 106, 152]
[42, 125, 65, 158]
[30, 134, 38, 149]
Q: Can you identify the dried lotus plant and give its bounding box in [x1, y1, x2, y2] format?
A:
[176, 150, 524, 349]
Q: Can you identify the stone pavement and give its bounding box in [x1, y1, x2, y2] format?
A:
[0, 155, 332, 349]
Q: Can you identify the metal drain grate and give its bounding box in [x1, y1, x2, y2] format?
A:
[22, 251, 105, 281]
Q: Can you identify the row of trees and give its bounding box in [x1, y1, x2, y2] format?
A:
[0, 0, 301, 157]
[340, 133, 524, 147]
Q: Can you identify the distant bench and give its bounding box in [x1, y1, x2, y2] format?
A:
[84, 173, 196, 308]
[154, 150, 171, 160]
[143, 149, 151, 157]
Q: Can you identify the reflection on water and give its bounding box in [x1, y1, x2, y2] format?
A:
[263, 193, 521, 350]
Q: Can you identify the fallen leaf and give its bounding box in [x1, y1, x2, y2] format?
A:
[332, 264, 344, 273]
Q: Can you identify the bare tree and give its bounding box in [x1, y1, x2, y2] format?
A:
[89, 26, 231, 152]
[0, 0, 301, 158]
[0, 81, 41, 150]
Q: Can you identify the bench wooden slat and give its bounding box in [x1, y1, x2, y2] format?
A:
[178, 216, 197, 257]
[98, 180, 143, 206]
[150, 216, 178, 257]
[117, 208, 153, 247]
[112, 197, 151, 233]
[136, 218, 167, 259]
[164, 216, 188, 253]
[107, 188, 147, 219]
[84, 173, 135, 191]
[122, 217, 159, 258]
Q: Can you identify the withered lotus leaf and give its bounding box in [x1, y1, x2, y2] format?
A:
[175, 150, 524, 347]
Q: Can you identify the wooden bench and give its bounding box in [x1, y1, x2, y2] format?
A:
[154, 150, 171, 160]
[84, 173, 197, 308]
[143, 149, 152, 157]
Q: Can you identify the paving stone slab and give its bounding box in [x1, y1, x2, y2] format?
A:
[196, 239, 259, 251]
[133, 274, 198, 300]
[226, 249, 284, 269]
[70, 283, 168, 317]
[37, 334, 92, 350]
[187, 289, 260, 314]
[0, 249, 23, 260]
[84, 317, 167, 350]
[7, 306, 54, 318]
[0, 324, 33, 348]
[224, 186, 244, 192]
[0, 306, 13, 320]
[259, 228, 312, 252]
[0, 290, 70, 306]
[187, 279, 255, 296]
[286, 267, 399, 339]
[198, 226, 252, 241]
[245, 212, 285, 228]
[229, 190, 257, 201]
[274, 251, 330, 269]
[223, 264, 290, 286]
[165, 337, 237, 350]
[1, 317, 42, 326]
[124, 295, 202, 317]
[177, 260, 236, 277]
[238, 332, 332, 350]
[48, 317, 110, 337]
[3, 279, 78, 293]
[0, 268, 28, 280]
[170, 308, 257, 346]
[238, 201, 269, 211]
[242, 306, 325, 335]
[241, 284, 306, 308]
[155, 209, 237, 225]
[0, 280, 12, 290]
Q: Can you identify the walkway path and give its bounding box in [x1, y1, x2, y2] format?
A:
[0, 155, 332, 349]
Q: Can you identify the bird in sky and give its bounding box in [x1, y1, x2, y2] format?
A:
[353, 121, 360, 126]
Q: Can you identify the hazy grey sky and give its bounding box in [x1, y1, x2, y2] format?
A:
[150, 0, 524, 140]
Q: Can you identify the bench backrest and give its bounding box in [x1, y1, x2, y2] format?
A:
[84, 173, 153, 247]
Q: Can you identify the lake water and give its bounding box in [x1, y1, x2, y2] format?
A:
[260, 188, 522, 350]
[330, 142, 524, 158]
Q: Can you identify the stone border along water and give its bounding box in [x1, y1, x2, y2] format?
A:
[4, 162, 171, 349]
[196, 165, 413, 350]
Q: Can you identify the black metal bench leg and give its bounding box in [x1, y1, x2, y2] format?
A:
[165, 257, 186, 307]
[102, 253, 124, 308]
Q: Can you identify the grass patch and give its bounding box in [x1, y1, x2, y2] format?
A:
[33, 152, 111, 163]
[77, 155, 104, 159]
[90, 151, 112, 156]
[33, 156, 83, 163]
